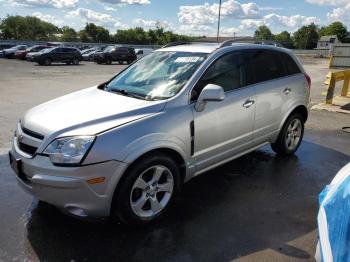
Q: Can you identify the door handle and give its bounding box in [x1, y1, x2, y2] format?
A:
[243, 99, 255, 108]
[284, 88, 291, 95]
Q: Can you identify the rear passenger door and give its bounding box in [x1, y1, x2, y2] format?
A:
[242, 49, 299, 144]
[191, 52, 256, 171]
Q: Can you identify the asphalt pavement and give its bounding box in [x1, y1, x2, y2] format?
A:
[0, 58, 349, 262]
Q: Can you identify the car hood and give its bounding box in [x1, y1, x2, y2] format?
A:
[22, 86, 166, 138]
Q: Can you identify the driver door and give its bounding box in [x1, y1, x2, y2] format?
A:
[191, 52, 256, 172]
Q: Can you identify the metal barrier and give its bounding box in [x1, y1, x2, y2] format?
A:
[324, 70, 350, 104]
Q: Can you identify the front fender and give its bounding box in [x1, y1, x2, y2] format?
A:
[120, 133, 189, 164]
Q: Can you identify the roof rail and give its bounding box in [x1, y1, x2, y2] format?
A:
[218, 39, 237, 48]
[162, 41, 191, 48]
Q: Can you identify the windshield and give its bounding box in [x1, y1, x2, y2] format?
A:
[106, 51, 207, 100]
[104, 46, 115, 52]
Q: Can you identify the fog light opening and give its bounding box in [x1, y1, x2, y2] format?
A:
[65, 206, 87, 217]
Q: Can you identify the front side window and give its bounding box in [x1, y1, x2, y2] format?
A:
[191, 52, 243, 101]
[106, 51, 207, 100]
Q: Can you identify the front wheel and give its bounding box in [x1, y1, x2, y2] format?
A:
[112, 154, 180, 226]
[72, 58, 79, 65]
[43, 58, 51, 66]
[271, 113, 304, 156]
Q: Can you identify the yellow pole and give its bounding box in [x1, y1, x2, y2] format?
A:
[341, 71, 350, 97]
[329, 55, 334, 69]
[326, 73, 336, 104]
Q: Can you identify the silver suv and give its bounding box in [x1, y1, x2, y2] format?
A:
[9, 42, 311, 225]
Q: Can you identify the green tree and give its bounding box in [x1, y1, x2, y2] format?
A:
[274, 31, 294, 48]
[319, 21, 349, 42]
[0, 15, 59, 40]
[60, 26, 78, 42]
[78, 30, 90, 42]
[254, 25, 274, 40]
[293, 23, 319, 49]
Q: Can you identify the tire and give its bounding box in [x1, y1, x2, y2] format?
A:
[126, 59, 132, 65]
[271, 113, 305, 156]
[112, 154, 180, 226]
[72, 58, 79, 65]
[118, 61, 123, 65]
[43, 58, 51, 66]
[105, 58, 112, 65]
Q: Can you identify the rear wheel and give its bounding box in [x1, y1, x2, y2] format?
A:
[271, 113, 304, 155]
[105, 58, 112, 65]
[112, 154, 180, 226]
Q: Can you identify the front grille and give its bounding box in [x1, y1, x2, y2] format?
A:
[18, 142, 38, 156]
[21, 126, 44, 140]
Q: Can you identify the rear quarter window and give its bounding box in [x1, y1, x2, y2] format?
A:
[279, 52, 301, 75]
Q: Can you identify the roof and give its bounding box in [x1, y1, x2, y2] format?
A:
[156, 42, 291, 54]
[195, 36, 254, 43]
[157, 44, 219, 54]
[319, 35, 338, 42]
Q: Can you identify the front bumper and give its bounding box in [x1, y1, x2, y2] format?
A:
[9, 146, 128, 218]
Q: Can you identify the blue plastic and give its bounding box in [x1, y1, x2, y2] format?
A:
[317, 163, 350, 262]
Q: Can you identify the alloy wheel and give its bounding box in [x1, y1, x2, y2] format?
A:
[285, 118, 302, 150]
[130, 165, 174, 218]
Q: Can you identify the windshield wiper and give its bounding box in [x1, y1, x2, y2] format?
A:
[110, 89, 146, 100]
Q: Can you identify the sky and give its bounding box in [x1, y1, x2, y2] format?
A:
[1, 0, 350, 36]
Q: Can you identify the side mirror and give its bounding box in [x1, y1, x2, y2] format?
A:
[195, 84, 225, 112]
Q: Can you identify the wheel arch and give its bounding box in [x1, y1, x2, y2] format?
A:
[109, 147, 187, 216]
[279, 104, 308, 131]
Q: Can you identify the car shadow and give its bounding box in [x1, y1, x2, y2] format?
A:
[33, 63, 85, 67]
[20, 139, 349, 262]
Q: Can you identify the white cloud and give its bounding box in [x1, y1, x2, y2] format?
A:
[67, 8, 124, 28]
[238, 14, 319, 34]
[133, 18, 171, 29]
[263, 13, 320, 28]
[104, 6, 118, 11]
[239, 19, 263, 30]
[9, 0, 77, 8]
[178, 0, 261, 26]
[96, 0, 149, 5]
[327, 3, 350, 22]
[32, 11, 64, 25]
[177, 24, 239, 36]
[306, 0, 350, 5]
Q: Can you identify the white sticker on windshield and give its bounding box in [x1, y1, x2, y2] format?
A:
[175, 57, 200, 63]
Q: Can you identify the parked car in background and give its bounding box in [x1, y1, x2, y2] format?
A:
[82, 49, 98, 61]
[15, 45, 48, 60]
[9, 42, 311, 225]
[31, 47, 82, 65]
[93, 46, 136, 65]
[81, 48, 95, 55]
[1, 45, 28, 58]
[135, 48, 153, 59]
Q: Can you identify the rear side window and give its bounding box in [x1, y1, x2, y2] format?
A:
[243, 50, 285, 85]
[279, 52, 301, 75]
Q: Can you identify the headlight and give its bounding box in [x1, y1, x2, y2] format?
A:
[43, 136, 95, 166]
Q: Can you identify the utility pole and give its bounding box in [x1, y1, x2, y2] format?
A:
[216, 0, 222, 43]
